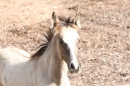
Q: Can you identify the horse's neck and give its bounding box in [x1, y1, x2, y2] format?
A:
[37, 36, 69, 86]
[48, 55, 68, 85]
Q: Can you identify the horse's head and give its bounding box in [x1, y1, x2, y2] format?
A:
[51, 12, 81, 73]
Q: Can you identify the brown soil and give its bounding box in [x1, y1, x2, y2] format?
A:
[0, 0, 130, 86]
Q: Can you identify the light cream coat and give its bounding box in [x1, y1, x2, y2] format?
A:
[0, 45, 69, 86]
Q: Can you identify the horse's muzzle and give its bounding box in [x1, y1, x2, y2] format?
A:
[69, 63, 79, 73]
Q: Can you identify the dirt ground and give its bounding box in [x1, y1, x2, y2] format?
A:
[0, 0, 130, 86]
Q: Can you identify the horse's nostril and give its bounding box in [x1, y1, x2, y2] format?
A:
[70, 63, 75, 69]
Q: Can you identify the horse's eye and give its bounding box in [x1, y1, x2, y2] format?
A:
[59, 38, 63, 44]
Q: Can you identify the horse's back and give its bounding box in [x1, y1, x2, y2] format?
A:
[0, 47, 30, 63]
[5, 46, 30, 58]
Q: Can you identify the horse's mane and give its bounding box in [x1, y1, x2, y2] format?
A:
[31, 16, 73, 59]
[31, 28, 53, 59]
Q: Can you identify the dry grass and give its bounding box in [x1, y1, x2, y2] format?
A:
[0, 0, 130, 86]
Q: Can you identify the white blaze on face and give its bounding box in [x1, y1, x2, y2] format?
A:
[62, 27, 79, 69]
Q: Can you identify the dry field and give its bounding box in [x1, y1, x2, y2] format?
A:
[0, 0, 130, 86]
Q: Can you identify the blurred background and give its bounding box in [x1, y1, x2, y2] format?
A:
[0, 0, 130, 86]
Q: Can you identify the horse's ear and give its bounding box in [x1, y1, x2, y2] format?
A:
[73, 12, 81, 29]
[51, 12, 57, 31]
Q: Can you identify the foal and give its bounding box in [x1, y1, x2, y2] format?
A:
[0, 12, 81, 86]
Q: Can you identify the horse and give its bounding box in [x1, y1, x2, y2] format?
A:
[0, 12, 81, 86]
